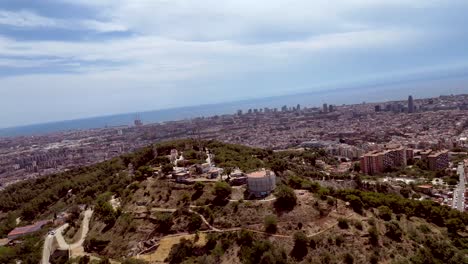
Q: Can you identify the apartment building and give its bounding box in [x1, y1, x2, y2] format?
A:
[360, 146, 407, 175]
[427, 150, 449, 171]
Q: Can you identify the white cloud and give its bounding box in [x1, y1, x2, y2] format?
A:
[0, 10, 57, 27]
[1, 0, 466, 127]
[0, 9, 127, 32]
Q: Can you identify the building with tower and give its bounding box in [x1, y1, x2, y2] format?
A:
[134, 114, 143, 127]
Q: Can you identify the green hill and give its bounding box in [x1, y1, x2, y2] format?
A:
[0, 139, 467, 263]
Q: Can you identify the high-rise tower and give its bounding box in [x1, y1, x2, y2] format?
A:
[408, 95, 414, 113]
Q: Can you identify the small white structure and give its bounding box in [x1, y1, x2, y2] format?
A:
[247, 169, 276, 197]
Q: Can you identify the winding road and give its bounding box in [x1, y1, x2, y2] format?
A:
[41, 209, 93, 264]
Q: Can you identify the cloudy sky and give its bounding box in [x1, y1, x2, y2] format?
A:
[1, 0, 468, 128]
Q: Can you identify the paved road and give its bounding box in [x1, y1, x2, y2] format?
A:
[452, 163, 466, 212]
[41, 209, 93, 264]
[41, 224, 69, 264]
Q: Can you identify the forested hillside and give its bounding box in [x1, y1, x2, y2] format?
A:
[0, 139, 467, 263]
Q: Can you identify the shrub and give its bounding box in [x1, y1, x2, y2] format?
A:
[369, 253, 379, 264]
[417, 224, 431, 234]
[213, 181, 232, 201]
[188, 214, 203, 232]
[264, 215, 278, 233]
[346, 194, 364, 214]
[378, 205, 392, 221]
[155, 213, 173, 233]
[274, 185, 297, 211]
[167, 238, 193, 263]
[353, 220, 363, 230]
[193, 182, 204, 192]
[291, 231, 309, 260]
[338, 218, 349, 229]
[385, 221, 402, 241]
[368, 226, 379, 246]
[335, 235, 345, 247]
[237, 229, 254, 246]
[343, 252, 354, 264]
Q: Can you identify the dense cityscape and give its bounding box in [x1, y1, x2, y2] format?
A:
[1, 94, 467, 212]
[1, 94, 467, 186]
[1, 93, 467, 263]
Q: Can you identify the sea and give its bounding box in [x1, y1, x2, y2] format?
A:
[1, 75, 468, 137]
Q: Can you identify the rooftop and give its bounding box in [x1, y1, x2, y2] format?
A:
[247, 169, 273, 178]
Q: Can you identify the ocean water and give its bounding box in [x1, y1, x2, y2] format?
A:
[1, 76, 468, 137]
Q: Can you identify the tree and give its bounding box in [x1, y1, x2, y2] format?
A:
[291, 231, 308, 260]
[385, 221, 402, 241]
[274, 185, 297, 211]
[161, 164, 174, 175]
[213, 181, 232, 202]
[155, 213, 173, 233]
[400, 187, 411, 198]
[346, 194, 364, 214]
[270, 159, 288, 175]
[378, 206, 392, 221]
[264, 215, 278, 233]
[188, 214, 202, 232]
[353, 163, 361, 172]
[167, 238, 193, 263]
[303, 152, 317, 166]
[446, 218, 464, 234]
[338, 218, 349, 229]
[369, 226, 379, 246]
[237, 229, 254, 246]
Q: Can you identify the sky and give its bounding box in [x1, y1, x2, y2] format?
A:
[1, 0, 468, 128]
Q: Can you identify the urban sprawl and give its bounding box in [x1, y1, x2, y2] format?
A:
[1, 94, 467, 212]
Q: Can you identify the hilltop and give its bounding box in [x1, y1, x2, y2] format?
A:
[0, 139, 467, 263]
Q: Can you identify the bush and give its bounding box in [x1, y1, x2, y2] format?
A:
[167, 238, 193, 263]
[346, 194, 364, 214]
[368, 226, 379, 246]
[335, 235, 345, 246]
[291, 231, 309, 260]
[353, 220, 363, 230]
[417, 224, 431, 234]
[338, 218, 349, 229]
[213, 181, 232, 201]
[193, 182, 204, 192]
[155, 213, 173, 233]
[188, 214, 203, 232]
[264, 215, 278, 233]
[369, 253, 379, 264]
[343, 252, 354, 264]
[378, 205, 392, 221]
[274, 185, 297, 211]
[161, 164, 174, 175]
[385, 221, 402, 241]
[237, 229, 254, 246]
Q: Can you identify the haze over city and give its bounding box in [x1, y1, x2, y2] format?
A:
[1, 0, 468, 129]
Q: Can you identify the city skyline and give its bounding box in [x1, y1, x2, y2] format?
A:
[1, 1, 468, 127]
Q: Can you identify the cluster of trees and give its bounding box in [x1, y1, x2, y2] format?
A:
[0, 233, 44, 263]
[95, 193, 121, 226]
[335, 189, 468, 232]
[0, 157, 129, 237]
[167, 231, 288, 264]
